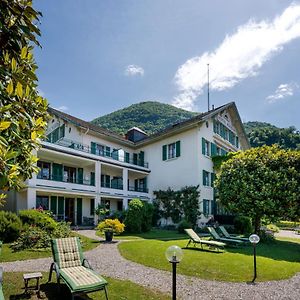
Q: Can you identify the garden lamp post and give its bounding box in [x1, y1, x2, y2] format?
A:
[165, 245, 183, 300]
[249, 234, 260, 283]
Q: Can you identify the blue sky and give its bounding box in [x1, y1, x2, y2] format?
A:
[35, 0, 300, 129]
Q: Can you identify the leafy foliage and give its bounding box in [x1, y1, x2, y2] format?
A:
[91, 101, 197, 135]
[0, 210, 22, 242]
[244, 122, 300, 150]
[154, 186, 200, 227]
[233, 216, 252, 235]
[215, 145, 300, 233]
[19, 209, 57, 232]
[97, 218, 125, 234]
[0, 0, 48, 204]
[177, 219, 192, 233]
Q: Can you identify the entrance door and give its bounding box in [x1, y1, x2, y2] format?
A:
[65, 198, 75, 224]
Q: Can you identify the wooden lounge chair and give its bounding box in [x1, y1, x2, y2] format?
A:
[207, 227, 245, 246]
[49, 237, 108, 300]
[184, 229, 226, 251]
[219, 226, 250, 242]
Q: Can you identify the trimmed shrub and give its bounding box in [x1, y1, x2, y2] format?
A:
[19, 209, 57, 232]
[141, 202, 154, 232]
[124, 198, 144, 233]
[52, 221, 72, 238]
[97, 219, 125, 234]
[0, 211, 22, 242]
[177, 219, 192, 233]
[233, 216, 252, 235]
[267, 224, 280, 233]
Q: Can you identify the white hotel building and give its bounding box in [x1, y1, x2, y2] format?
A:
[6, 102, 250, 225]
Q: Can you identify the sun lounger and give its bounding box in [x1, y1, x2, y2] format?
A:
[207, 227, 245, 246]
[219, 226, 250, 242]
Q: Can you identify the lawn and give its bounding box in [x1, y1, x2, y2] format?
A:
[0, 232, 100, 262]
[96, 229, 187, 241]
[118, 236, 300, 282]
[2, 272, 170, 300]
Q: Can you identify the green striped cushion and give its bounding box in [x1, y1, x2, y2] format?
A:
[52, 237, 83, 269]
[60, 266, 107, 292]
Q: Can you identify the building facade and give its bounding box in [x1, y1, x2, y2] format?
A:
[5, 102, 250, 225]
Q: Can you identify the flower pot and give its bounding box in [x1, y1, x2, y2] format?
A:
[104, 231, 113, 242]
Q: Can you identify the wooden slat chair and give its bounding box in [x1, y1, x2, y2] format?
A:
[218, 226, 250, 242]
[184, 229, 226, 251]
[49, 237, 108, 300]
[207, 227, 245, 246]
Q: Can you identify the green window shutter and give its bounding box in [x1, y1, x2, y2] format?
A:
[53, 163, 63, 181]
[77, 168, 83, 184]
[203, 200, 207, 214]
[77, 198, 82, 225]
[211, 173, 215, 187]
[202, 138, 206, 155]
[125, 152, 130, 163]
[50, 196, 57, 215]
[211, 143, 216, 156]
[91, 142, 96, 154]
[105, 146, 111, 157]
[134, 179, 138, 191]
[202, 170, 206, 186]
[211, 200, 216, 215]
[133, 153, 138, 165]
[175, 141, 181, 157]
[58, 197, 64, 215]
[139, 151, 145, 166]
[90, 172, 95, 186]
[90, 198, 95, 215]
[162, 145, 167, 161]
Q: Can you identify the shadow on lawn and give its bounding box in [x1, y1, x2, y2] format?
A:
[226, 239, 300, 263]
[182, 247, 223, 254]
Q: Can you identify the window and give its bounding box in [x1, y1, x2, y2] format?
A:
[37, 161, 51, 179]
[117, 201, 123, 211]
[162, 141, 180, 161]
[101, 174, 110, 188]
[235, 136, 239, 148]
[203, 170, 210, 186]
[36, 196, 49, 210]
[63, 166, 76, 183]
[168, 143, 176, 159]
[96, 144, 105, 156]
[202, 138, 210, 156]
[203, 199, 210, 215]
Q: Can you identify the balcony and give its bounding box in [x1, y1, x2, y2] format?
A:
[46, 138, 149, 168]
[128, 186, 149, 193]
[37, 174, 95, 186]
[101, 181, 123, 190]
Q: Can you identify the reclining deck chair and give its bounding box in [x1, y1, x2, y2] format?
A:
[49, 237, 108, 300]
[184, 229, 226, 251]
[207, 227, 245, 246]
[219, 226, 250, 242]
[0, 267, 4, 300]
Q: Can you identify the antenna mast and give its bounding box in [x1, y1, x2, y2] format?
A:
[207, 63, 210, 111]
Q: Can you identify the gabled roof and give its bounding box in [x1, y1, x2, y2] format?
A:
[48, 101, 250, 149]
[48, 107, 134, 146]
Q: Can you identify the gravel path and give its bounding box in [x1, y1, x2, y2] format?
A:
[1, 230, 299, 300]
[275, 230, 300, 239]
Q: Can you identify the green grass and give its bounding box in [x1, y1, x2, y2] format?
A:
[96, 229, 187, 241]
[0, 232, 100, 262]
[118, 237, 300, 282]
[2, 272, 170, 300]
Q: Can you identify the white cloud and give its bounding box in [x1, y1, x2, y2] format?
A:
[266, 82, 298, 103]
[172, 3, 300, 110]
[56, 105, 69, 112]
[124, 64, 144, 76]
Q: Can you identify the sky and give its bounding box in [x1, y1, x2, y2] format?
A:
[35, 0, 300, 129]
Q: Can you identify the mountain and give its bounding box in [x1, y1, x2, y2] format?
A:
[244, 121, 300, 149]
[91, 101, 198, 135]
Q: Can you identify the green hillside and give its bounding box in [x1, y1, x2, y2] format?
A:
[91, 101, 198, 135]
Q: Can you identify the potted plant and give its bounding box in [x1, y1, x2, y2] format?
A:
[97, 218, 125, 242]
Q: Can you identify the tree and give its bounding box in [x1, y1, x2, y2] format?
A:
[215, 145, 300, 233]
[0, 0, 48, 204]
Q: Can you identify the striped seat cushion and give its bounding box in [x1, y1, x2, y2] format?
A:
[60, 266, 107, 292]
[52, 237, 83, 269]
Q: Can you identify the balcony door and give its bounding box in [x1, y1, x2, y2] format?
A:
[65, 198, 75, 224]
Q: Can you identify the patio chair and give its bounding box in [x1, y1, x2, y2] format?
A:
[184, 229, 226, 251]
[218, 226, 250, 242]
[207, 227, 245, 246]
[49, 237, 108, 300]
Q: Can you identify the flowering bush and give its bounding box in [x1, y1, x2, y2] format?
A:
[97, 219, 125, 235]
